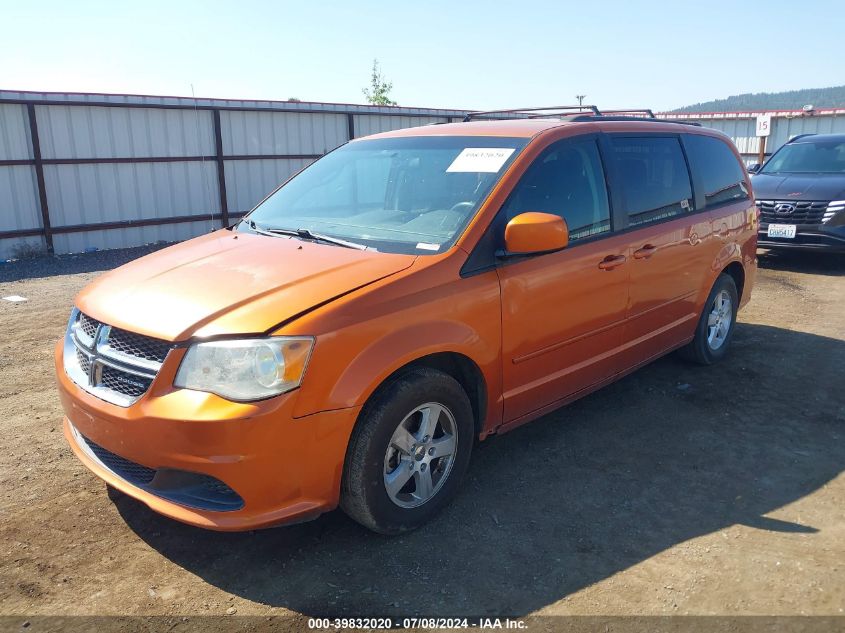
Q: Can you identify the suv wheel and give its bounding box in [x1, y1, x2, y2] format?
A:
[680, 273, 739, 365]
[340, 367, 474, 534]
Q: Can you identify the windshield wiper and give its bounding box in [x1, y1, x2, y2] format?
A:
[246, 221, 368, 250]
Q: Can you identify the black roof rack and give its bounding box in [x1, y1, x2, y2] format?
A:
[564, 114, 701, 127]
[461, 105, 702, 127]
[463, 105, 601, 122]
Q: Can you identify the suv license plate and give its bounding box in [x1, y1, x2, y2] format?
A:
[768, 224, 797, 239]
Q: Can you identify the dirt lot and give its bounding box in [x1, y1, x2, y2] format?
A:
[0, 248, 843, 619]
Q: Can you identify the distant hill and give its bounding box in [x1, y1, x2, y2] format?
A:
[672, 86, 845, 113]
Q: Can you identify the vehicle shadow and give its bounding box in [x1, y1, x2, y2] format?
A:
[757, 248, 845, 276]
[113, 322, 844, 616]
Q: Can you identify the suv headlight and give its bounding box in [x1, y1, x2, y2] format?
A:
[174, 337, 314, 402]
[823, 200, 844, 223]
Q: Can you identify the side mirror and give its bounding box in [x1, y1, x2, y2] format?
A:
[503, 212, 569, 256]
[747, 163, 761, 174]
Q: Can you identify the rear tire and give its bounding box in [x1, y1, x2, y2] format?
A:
[679, 274, 739, 365]
[340, 367, 474, 535]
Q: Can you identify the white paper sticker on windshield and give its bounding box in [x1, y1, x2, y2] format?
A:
[416, 242, 440, 251]
[446, 148, 515, 173]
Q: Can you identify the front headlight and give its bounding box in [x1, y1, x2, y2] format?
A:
[174, 337, 314, 402]
[823, 200, 845, 223]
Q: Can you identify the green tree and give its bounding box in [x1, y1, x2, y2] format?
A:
[673, 85, 845, 113]
[362, 59, 397, 106]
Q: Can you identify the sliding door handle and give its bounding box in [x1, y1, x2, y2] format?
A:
[598, 254, 627, 270]
[633, 244, 657, 259]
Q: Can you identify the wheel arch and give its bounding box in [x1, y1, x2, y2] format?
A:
[357, 351, 488, 441]
[720, 260, 745, 301]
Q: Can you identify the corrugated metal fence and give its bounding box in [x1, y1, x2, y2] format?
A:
[0, 90, 467, 259]
[2, 91, 844, 260]
[659, 108, 845, 164]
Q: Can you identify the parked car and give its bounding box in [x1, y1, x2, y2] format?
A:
[749, 133, 845, 252]
[56, 107, 757, 534]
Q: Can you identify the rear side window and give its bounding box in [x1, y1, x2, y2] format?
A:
[503, 138, 611, 241]
[684, 135, 748, 206]
[609, 136, 693, 227]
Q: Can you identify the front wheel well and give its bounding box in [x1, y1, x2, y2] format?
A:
[369, 352, 487, 439]
[721, 261, 745, 301]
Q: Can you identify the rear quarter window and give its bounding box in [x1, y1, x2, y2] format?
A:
[608, 136, 693, 227]
[684, 134, 749, 207]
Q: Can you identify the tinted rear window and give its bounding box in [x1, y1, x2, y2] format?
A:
[608, 136, 693, 227]
[684, 134, 748, 206]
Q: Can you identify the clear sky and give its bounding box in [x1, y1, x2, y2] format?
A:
[2, 0, 843, 112]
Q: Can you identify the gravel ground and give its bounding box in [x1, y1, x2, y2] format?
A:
[0, 246, 843, 620]
[0, 244, 168, 284]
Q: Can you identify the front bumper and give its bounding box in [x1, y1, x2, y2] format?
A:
[56, 340, 360, 531]
[758, 223, 845, 253]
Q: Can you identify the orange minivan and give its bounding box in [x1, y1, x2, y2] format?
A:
[56, 107, 757, 534]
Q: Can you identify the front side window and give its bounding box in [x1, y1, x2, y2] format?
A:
[684, 134, 748, 206]
[609, 136, 693, 227]
[503, 137, 611, 241]
[762, 139, 845, 174]
[240, 136, 527, 255]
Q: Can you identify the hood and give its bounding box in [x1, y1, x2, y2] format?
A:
[76, 230, 415, 341]
[751, 172, 845, 201]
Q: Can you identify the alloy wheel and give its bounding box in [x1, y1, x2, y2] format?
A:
[707, 289, 733, 350]
[383, 402, 458, 508]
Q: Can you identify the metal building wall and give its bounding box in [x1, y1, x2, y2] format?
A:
[224, 157, 315, 215]
[0, 104, 43, 256]
[659, 109, 845, 164]
[218, 109, 347, 216]
[0, 91, 467, 260]
[352, 114, 451, 138]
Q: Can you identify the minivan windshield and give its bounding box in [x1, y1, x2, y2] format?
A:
[239, 136, 527, 254]
[761, 139, 845, 174]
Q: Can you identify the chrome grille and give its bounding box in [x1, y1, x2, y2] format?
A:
[756, 200, 827, 226]
[63, 309, 173, 407]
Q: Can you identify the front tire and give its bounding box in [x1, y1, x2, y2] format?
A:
[679, 273, 739, 365]
[340, 367, 474, 534]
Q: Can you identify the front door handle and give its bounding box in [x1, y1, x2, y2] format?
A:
[633, 244, 658, 259]
[598, 254, 627, 270]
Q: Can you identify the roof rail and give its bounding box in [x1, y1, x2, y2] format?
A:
[564, 114, 702, 127]
[601, 108, 655, 118]
[463, 105, 601, 122]
[460, 105, 703, 127]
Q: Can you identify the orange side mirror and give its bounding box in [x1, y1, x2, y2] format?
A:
[504, 212, 569, 255]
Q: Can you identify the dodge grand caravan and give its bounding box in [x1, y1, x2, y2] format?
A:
[56, 106, 757, 534]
